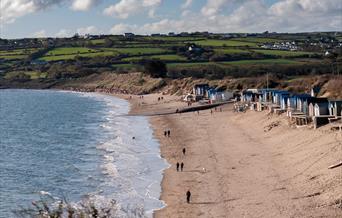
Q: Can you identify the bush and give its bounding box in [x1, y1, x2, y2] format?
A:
[144, 60, 167, 78]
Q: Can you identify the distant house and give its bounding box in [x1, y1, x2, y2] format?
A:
[168, 32, 175, 36]
[124, 33, 135, 38]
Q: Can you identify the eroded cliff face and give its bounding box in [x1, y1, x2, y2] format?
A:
[1, 72, 341, 99]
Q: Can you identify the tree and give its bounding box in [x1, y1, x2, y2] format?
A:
[144, 60, 167, 78]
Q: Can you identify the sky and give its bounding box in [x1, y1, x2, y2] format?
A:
[0, 0, 341, 39]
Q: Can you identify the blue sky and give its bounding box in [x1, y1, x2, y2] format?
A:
[1, 0, 341, 39]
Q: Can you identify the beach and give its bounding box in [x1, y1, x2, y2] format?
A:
[123, 94, 341, 218]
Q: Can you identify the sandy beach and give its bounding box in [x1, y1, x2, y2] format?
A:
[121, 93, 341, 218]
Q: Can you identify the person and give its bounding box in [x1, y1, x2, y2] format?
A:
[186, 190, 191, 203]
[164, 131, 167, 137]
[132, 137, 135, 140]
[180, 162, 184, 171]
[158, 97, 160, 101]
[176, 108, 179, 113]
[176, 162, 180, 171]
[211, 109, 213, 115]
[167, 130, 171, 137]
[197, 111, 199, 115]
[182, 148, 186, 155]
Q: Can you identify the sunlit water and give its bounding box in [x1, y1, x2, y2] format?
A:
[0, 89, 168, 217]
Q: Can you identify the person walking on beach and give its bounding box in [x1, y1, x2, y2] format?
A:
[180, 162, 184, 171]
[176, 162, 180, 171]
[211, 109, 213, 115]
[167, 130, 171, 137]
[182, 148, 186, 155]
[186, 190, 191, 203]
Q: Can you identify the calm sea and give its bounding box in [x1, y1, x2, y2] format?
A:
[0, 89, 168, 217]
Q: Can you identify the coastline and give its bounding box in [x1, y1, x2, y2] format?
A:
[3, 89, 340, 217]
[119, 93, 341, 218]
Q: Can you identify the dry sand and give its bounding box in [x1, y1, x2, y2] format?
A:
[122, 94, 341, 218]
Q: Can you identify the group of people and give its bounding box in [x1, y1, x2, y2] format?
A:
[164, 130, 171, 137]
[158, 96, 164, 101]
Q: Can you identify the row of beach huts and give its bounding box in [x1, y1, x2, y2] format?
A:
[241, 88, 342, 129]
[186, 83, 341, 130]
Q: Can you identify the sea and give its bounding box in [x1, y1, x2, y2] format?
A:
[0, 89, 169, 218]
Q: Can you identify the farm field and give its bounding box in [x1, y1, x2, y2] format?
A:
[214, 48, 250, 54]
[40, 51, 117, 61]
[46, 47, 98, 56]
[103, 47, 168, 55]
[232, 37, 281, 43]
[221, 58, 300, 65]
[253, 49, 315, 57]
[122, 54, 187, 62]
[192, 39, 257, 47]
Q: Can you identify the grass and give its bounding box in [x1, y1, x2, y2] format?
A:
[40, 51, 117, 61]
[232, 37, 281, 43]
[168, 59, 300, 68]
[221, 59, 300, 65]
[0, 55, 28, 60]
[192, 39, 257, 47]
[122, 54, 187, 62]
[90, 39, 106, 45]
[4, 71, 47, 79]
[253, 49, 314, 57]
[46, 47, 98, 56]
[143, 36, 203, 41]
[104, 47, 168, 55]
[0, 48, 38, 60]
[214, 48, 251, 54]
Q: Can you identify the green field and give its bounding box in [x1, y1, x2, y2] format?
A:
[168, 59, 299, 68]
[143, 36, 203, 41]
[232, 37, 281, 43]
[46, 47, 98, 56]
[40, 51, 117, 61]
[122, 54, 187, 62]
[214, 48, 250, 54]
[253, 49, 314, 57]
[221, 59, 300, 65]
[90, 39, 106, 45]
[0, 48, 38, 60]
[192, 39, 257, 47]
[104, 47, 168, 55]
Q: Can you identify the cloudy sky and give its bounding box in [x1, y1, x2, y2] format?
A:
[1, 0, 341, 39]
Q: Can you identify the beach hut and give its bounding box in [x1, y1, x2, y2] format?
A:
[329, 101, 342, 117]
[242, 89, 262, 102]
[314, 102, 330, 116]
[193, 84, 209, 101]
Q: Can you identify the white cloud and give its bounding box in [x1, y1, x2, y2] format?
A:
[71, 0, 100, 11]
[0, 0, 100, 24]
[56, 29, 72, 37]
[32, 29, 47, 38]
[110, 23, 138, 34]
[114, 0, 341, 34]
[103, 0, 162, 19]
[76, 26, 99, 35]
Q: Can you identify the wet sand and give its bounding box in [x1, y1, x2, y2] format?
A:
[120, 94, 341, 218]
